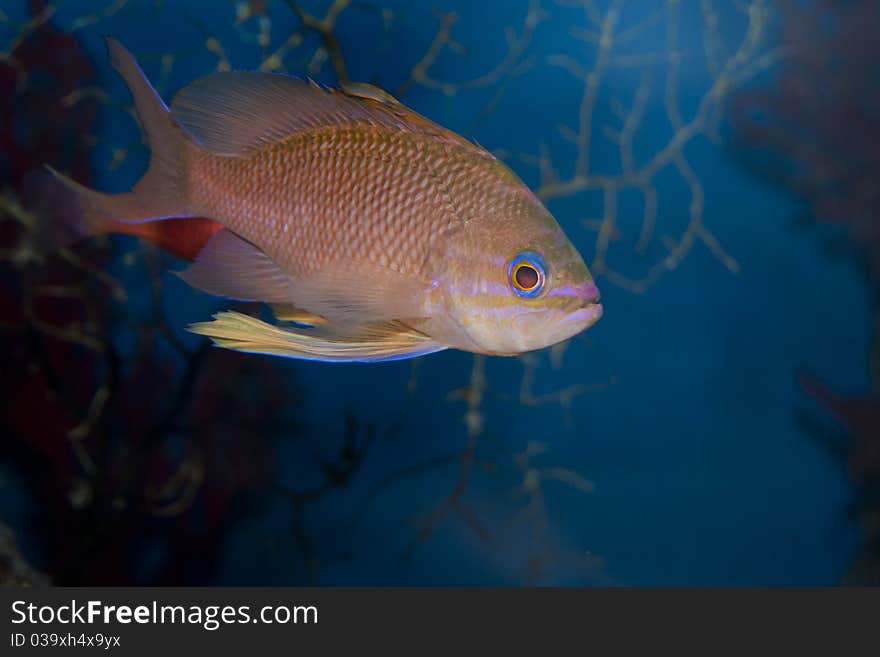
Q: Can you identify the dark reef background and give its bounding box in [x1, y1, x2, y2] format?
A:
[1, 0, 878, 586]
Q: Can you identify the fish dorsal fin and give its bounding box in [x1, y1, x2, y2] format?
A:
[170, 72, 475, 156]
[341, 82, 402, 106]
[176, 228, 295, 303]
[187, 311, 446, 363]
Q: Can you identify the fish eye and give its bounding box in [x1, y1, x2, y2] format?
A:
[507, 251, 547, 298]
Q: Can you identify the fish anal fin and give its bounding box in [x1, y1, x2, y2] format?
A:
[177, 229, 294, 302]
[187, 311, 445, 363]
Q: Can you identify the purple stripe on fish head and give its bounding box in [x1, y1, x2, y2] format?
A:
[547, 281, 600, 303]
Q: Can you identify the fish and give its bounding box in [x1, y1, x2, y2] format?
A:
[42, 37, 602, 363]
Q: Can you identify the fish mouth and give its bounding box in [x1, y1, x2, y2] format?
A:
[584, 285, 601, 306]
[578, 283, 602, 321]
[571, 301, 603, 327]
[563, 282, 602, 330]
[549, 297, 602, 343]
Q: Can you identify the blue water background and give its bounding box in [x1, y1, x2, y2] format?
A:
[10, 0, 872, 584]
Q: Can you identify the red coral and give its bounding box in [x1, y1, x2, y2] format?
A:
[0, 1, 286, 584]
[729, 0, 880, 482]
[729, 0, 880, 255]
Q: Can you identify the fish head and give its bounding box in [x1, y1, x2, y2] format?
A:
[427, 168, 602, 355]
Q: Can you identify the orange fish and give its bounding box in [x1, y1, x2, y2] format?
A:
[44, 38, 602, 362]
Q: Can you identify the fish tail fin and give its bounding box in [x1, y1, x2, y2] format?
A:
[21, 168, 113, 250]
[27, 37, 192, 251]
[24, 162, 179, 254]
[102, 36, 191, 221]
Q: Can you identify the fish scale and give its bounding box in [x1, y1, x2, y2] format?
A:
[189, 128, 476, 279]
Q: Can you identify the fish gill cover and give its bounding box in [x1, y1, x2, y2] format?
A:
[0, 0, 876, 585]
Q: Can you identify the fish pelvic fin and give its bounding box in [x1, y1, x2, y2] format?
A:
[188, 311, 446, 363]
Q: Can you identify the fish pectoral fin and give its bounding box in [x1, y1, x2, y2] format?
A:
[291, 260, 432, 324]
[187, 311, 446, 363]
[176, 229, 295, 303]
[179, 236, 430, 324]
